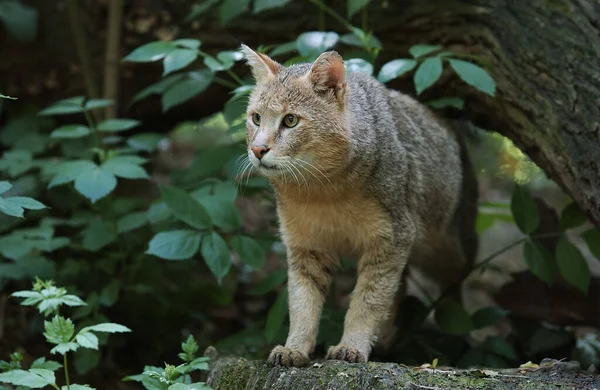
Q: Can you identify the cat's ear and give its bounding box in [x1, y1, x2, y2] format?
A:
[308, 51, 347, 105]
[240, 44, 283, 83]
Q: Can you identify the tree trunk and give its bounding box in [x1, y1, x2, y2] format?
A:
[2, 0, 599, 225]
[206, 358, 600, 389]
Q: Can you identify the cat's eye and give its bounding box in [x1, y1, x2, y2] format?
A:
[283, 114, 299, 128]
[251, 113, 261, 126]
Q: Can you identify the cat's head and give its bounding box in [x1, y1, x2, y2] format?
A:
[240, 45, 351, 184]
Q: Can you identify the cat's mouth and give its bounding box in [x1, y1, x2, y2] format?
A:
[259, 162, 279, 170]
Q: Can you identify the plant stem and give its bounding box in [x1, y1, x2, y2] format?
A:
[63, 354, 71, 390]
[103, 0, 125, 119]
[361, 5, 368, 32]
[317, 0, 325, 30]
[83, 109, 103, 153]
[306, 0, 353, 31]
[227, 70, 245, 86]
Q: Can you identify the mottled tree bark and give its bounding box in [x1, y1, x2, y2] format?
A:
[1, 0, 599, 225]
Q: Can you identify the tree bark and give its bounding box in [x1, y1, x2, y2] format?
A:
[1, 0, 599, 225]
[206, 358, 600, 389]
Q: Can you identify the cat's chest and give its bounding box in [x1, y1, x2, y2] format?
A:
[277, 192, 392, 257]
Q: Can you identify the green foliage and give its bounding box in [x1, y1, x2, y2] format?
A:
[0, 0, 38, 42]
[510, 185, 539, 234]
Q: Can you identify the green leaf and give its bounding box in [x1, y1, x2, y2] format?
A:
[173, 39, 202, 50]
[582, 228, 600, 261]
[483, 336, 517, 360]
[523, 241, 555, 286]
[38, 97, 85, 116]
[127, 133, 164, 152]
[230, 235, 265, 270]
[217, 50, 244, 70]
[377, 59, 417, 83]
[434, 299, 475, 335]
[63, 385, 95, 390]
[510, 185, 539, 234]
[82, 219, 116, 251]
[0, 369, 53, 388]
[97, 118, 141, 132]
[192, 184, 241, 231]
[296, 31, 339, 58]
[30, 357, 62, 371]
[117, 211, 148, 233]
[409, 44, 443, 58]
[44, 315, 75, 345]
[185, 0, 219, 22]
[147, 230, 202, 260]
[0, 92, 17, 99]
[339, 28, 382, 49]
[201, 231, 232, 283]
[81, 323, 132, 333]
[101, 156, 149, 179]
[248, 269, 287, 295]
[50, 124, 91, 139]
[426, 97, 465, 110]
[345, 58, 373, 76]
[130, 74, 185, 104]
[414, 57, 443, 95]
[556, 238, 590, 294]
[472, 307, 508, 329]
[48, 159, 97, 188]
[122, 41, 176, 62]
[163, 49, 199, 76]
[162, 70, 214, 112]
[0, 197, 23, 217]
[347, 0, 369, 18]
[559, 202, 587, 230]
[84, 99, 115, 111]
[0, 0, 38, 42]
[269, 41, 297, 57]
[265, 287, 288, 342]
[448, 59, 496, 96]
[0, 149, 35, 177]
[0, 181, 11, 194]
[75, 331, 99, 350]
[160, 185, 212, 229]
[219, 0, 251, 25]
[254, 0, 291, 13]
[4, 196, 47, 210]
[73, 166, 117, 203]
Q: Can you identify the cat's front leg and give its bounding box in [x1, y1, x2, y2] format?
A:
[326, 230, 413, 363]
[268, 247, 336, 367]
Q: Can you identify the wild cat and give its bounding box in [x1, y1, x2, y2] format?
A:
[239, 44, 478, 367]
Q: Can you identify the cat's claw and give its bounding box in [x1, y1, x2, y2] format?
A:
[268, 345, 310, 367]
[325, 344, 367, 363]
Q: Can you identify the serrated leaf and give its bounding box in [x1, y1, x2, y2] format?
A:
[63, 385, 95, 390]
[97, 119, 141, 132]
[434, 299, 474, 335]
[201, 231, 232, 283]
[448, 59, 496, 96]
[82, 323, 132, 333]
[160, 185, 212, 229]
[409, 44, 443, 58]
[101, 157, 149, 179]
[377, 59, 417, 83]
[472, 307, 508, 329]
[162, 71, 214, 112]
[510, 185, 539, 234]
[0, 369, 52, 388]
[50, 124, 91, 139]
[556, 238, 590, 294]
[414, 57, 443, 95]
[296, 31, 339, 58]
[147, 230, 202, 260]
[30, 357, 62, 371]
[163, 49, 199, 76]
[345, 58, 373, 76]
[122, 41, 176, 62]
[74, 166, 117, 203]
[117, 211, 148, 233]
[347, 0, 370, 18]
[76, 331, 99, 350]
[48, 160, 97, 188]
[44, 315, 74, 345]
[582, 228, 600, 261]
[559, 202, 587, 230]
[254, 0, 292, 13]
[219, 0, 250, 24]
[230, 235, 265, 270]
[523, 241, 555, 285]
[265, 287, 287, 342]
[50, 342, 79, 355]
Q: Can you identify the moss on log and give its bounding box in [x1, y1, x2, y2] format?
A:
[207, 358, 599, 390]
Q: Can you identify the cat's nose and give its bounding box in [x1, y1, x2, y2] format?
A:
[251, 145, 270, 159]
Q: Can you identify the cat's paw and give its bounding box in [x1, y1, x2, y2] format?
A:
[325, 344, 367, 363]
[268, 345, 310, 367]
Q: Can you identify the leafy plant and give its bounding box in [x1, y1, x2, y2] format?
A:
[0, 279, 131, 390]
